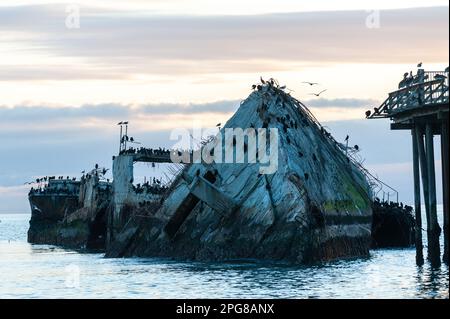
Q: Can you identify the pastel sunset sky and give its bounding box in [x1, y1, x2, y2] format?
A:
[0, 0, 448, 212]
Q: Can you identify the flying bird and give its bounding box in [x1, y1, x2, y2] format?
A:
[302, 82, 319, 86]
[309, 89, 327, 97]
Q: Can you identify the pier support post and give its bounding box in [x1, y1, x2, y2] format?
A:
[416, 126, 430, 239]
[412, 126, 424, 265]
[425, 123, 441, 267]
[442, 120, 449, 264]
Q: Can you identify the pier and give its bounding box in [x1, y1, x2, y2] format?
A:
[367, 68, 449, 266]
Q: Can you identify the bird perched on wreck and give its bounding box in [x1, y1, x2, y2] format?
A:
[302, 81, 318, 86]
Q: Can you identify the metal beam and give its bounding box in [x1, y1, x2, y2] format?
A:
[391, 123, 413, 130]
[392, 104, 449, 124]
[188, 175, 237, 215]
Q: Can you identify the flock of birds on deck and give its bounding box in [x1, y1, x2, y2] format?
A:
[26, 164, 109, 186]
[119, 147, 172, 156]
[132, 178, 168, 196]
[25, 176, 78, 185]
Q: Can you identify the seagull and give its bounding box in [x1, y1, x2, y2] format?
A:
[417, 62, 422, 68]
[216, 123, 221, 127]
[260, 77, 265, 84]
[365, 110, 371, 117]
[345, 135, 349, 142]
[309, 89, 327, 97]
[302, 82, 319, 86]
[117, 121, 123, 125]
[123, 121, 129, 125]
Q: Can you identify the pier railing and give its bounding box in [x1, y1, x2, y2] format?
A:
[369, 70, 449, 119]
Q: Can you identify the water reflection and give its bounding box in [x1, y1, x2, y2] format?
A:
[0, 214, 448, 299]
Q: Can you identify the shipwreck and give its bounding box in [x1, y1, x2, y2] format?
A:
[28, 168, 112, 250]
[106, 80, 374, 263]
[27, 79, 415, 263]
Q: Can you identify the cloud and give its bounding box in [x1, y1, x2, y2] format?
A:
[305, 98, 379, 108]
[0, 5, 448, 80]
[0, 100, 239, 126]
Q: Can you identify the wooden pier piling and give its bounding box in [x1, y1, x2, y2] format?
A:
[441, 119, 449, 264]
[412, 126, 424, 265]
[425, 123, 441, 266]
[368, 68, 449, 266]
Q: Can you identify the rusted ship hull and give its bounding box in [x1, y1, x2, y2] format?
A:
[27, 193, 80, 244]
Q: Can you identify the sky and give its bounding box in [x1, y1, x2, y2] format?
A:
[0, 1, 448, 213]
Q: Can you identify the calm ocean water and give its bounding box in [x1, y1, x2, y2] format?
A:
[0, 211, 448, 299]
